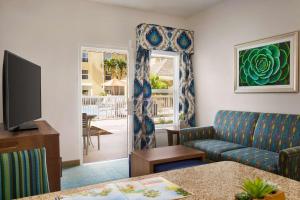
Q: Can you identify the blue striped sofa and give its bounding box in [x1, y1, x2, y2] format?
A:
[180, 110, 300, 181]
[0, 147, 50, 200]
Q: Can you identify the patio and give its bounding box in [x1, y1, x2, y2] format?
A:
[83, 118, 128, 163]
[82, 94, 174, 163]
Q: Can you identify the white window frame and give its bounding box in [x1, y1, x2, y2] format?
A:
[82, 69, 89, 80]
[150, 50, 180, 129]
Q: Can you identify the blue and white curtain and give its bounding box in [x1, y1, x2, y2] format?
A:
[134, 23, 195, 150]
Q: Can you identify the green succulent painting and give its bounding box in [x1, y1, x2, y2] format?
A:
[239, 41, 290, 86]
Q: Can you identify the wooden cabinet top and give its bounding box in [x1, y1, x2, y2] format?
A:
[0, 120, 59, 139]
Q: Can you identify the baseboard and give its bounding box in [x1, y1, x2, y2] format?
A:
[62, 159, 80, 168]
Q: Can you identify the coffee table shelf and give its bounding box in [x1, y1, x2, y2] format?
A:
[131, 145, 205, 177]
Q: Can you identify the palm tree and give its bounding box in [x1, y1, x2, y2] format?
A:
[116, 59, 127, 79]
[104, 58, 127, 79]
[104, 58, 117, 79]
[104, 59, 112, 74]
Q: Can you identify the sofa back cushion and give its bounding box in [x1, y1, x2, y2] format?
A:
[253, 113, 300, 152]
[214, 110, 259, 146]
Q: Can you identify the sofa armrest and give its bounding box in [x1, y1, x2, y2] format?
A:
[179, 126, 215, 145]
[279, 146, 300, 181]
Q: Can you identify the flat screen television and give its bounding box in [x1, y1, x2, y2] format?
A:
[3, 50, 41, 131]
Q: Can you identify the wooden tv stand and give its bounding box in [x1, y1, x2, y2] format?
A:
[0, 120, 61, 192]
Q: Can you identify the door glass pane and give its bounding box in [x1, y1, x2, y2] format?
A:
[81, 48, 128, 163]
[150, 56, 174, 126]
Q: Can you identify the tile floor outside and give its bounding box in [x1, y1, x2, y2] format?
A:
[83, 118, 128, 163]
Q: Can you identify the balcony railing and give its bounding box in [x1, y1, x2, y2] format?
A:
[152, 95, 173, 115]
[82, 95, 174, 121]
[82, 96, 127, 120]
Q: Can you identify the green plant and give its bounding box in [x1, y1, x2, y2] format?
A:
[235, 192, 251, 200]
[165, 120, 173, 124]
[150, 74, 168, 89]
[179, 113, 185, 121]
[157, 118, 166, 124]
[236, 178, 278, 200]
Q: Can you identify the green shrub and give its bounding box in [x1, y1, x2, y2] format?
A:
[150, 74, 169, 89]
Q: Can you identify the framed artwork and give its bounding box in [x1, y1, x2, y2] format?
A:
[234, 32, 299, 93]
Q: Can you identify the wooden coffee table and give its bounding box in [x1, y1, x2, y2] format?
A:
[131, 145, 205, 177]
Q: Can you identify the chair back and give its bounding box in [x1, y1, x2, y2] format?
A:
[0, 147, 50, 200]
[82, 113, 88, 128]
[82, 113, 90, 136]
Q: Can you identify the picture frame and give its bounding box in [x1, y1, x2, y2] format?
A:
[234, 31, 299, 93]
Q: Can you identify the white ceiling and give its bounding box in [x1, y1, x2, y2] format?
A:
[91, 0, 223, 18]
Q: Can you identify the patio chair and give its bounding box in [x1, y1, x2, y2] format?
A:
[82, 113, 90, 155]
[82, 113, 105, 155]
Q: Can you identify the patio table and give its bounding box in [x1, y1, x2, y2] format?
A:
[85, 114, 113, 150]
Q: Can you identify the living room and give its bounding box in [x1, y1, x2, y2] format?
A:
[0, 0, 300, 199]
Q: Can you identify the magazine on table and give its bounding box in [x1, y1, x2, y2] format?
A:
[57, 177, 192, 200]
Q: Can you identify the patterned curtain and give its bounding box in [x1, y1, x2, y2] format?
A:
[134, 46, 156, 149]
[134, 23, 195, 150]
[179, 53, 196, 127]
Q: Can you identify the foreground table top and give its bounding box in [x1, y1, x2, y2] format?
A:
[22, 161, 300, 200]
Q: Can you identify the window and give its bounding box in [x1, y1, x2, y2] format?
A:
[150, 52, 179, 127]
[82, 89, 89, 95]
[82, 69, 88, 80]
[104, 52, 112, 60]
[82, 52, 88, 62]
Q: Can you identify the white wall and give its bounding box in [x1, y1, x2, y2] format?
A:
[0, 0, 186, 161]
[188, 0, 300, 126]
[4, 0, 299, 161]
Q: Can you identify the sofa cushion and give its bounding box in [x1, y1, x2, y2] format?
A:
[253, 113, 300, 152]
[214, 110, 259, 147]
[184, 139, 245, 161]
[221, 147, 279, 173]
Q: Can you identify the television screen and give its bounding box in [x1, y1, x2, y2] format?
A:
[3, 51, 41, 131]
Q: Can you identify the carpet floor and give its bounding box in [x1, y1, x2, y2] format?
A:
[61, 158, 129, 190]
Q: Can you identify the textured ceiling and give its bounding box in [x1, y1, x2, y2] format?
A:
[90, 0, 223, 18]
